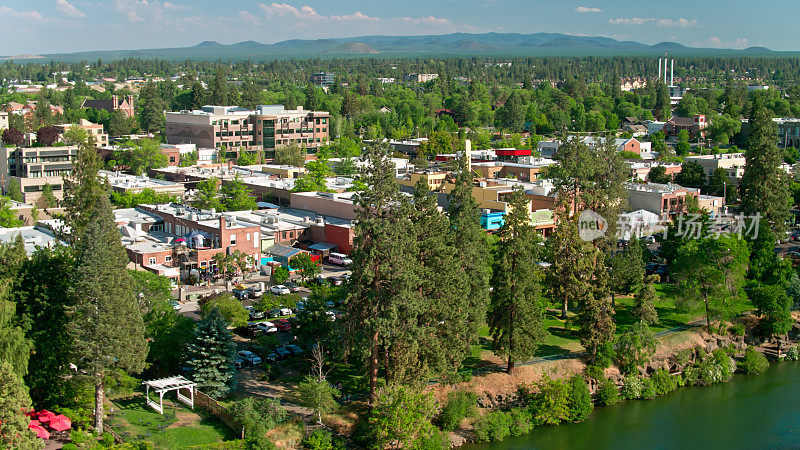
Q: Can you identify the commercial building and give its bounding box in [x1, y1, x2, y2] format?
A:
[309, 73, 335, 86]
[0, 225, 63, 255]
[665, 114, 708, 139]
[405, 73, 439, 83]
[683, 153, 746, 182]
[773, 118, 800, 149]
[0, 145, 78, 204]
[54, 119, 109, 147]
[289, 191, 358, 221]
[165, 105, 331, 154]
[99, 170, 186, 197]
[626, 182, 700, 219]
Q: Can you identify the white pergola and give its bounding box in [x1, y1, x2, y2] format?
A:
[142, 376, 196, 414]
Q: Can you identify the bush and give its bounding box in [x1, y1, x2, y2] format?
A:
[786, 345, 799, 361]
[740, 347, 770, 375]
[101, 432, 115, 447]
[71, 429, 92, 446]
[473, 411, 512, 443]
[566, 374, 593, 422]
[302, 429, 334, 449]
[621, 376, 643, 400]
[61, 445, 78, 450]
[712, 349, 735, 381]
[597, 379, 620, 406]
[508, 408, 534, 437]
[730, 323, 746, 337]
[585, 364, 604, 381]
[651, 369, 677, 396]
[530, 376, 569, 426]
[436, 390, 478, 431]
[640, 377, 656, 399]
[614, 322, 657, 375]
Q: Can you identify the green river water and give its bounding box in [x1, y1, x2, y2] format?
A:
[465, 361, 800, 450]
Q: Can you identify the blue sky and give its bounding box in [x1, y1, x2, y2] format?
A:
[0, 0, 796, 54]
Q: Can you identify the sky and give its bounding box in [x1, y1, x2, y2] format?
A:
[0, 0, 797, 55]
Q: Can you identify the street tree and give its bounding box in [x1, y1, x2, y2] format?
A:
[291, 253, 321, 282]
[193, 178, 224, 211]
[119, 139, 169, 175]
[221, 174, 258, 211]
[274, 143, 307, 167]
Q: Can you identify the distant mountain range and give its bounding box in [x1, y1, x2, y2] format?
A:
[0, 32, 788, 62]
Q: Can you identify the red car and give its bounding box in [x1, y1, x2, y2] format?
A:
[272, 319, 292, 332]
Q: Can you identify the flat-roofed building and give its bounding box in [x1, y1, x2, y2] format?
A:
[99, 170, 186, 197]
[626, 182, 700, 220]
[683, 153, 746, 182]
[0, 145, 78, 204]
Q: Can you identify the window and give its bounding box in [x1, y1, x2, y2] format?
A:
[246, 233, 251, 241]
[230, 234, 237, 245]
[200, 261, 207, 268]
[165, 255, 172, 263]
[148, 257, 156, 265]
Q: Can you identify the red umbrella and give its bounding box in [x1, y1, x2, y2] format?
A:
[48, 415, 71, 432]
[36, 410, 55, 424]
[29, 425, 50, 439]
[28, 420, 41, 428]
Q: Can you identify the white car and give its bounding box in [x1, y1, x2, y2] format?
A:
[255, 321, 278, 333]
[270, 285, 291, 295]
[237, 350, 262, 366]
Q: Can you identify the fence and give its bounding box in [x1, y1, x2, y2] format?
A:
[194, 389, 244, 439]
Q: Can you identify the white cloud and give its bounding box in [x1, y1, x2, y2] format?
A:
[0, 5, 44, 21]
[398, 16, 453, 26]
[574, 6, 602, 13]
[657, 18, 697, 28]
[609, 17, 654, 25]
[735, 38, 749, 48]
[238, 10, 261, 25]
[55, 0, 85, 18]
[704, 36, 750, 49]
[162, 2, 187, 10]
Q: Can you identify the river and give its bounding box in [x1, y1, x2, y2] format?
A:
[464, 361, 800, 449]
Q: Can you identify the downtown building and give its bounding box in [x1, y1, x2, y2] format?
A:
[165, 105, 331, 156]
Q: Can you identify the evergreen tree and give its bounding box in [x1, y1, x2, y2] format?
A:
[488, 186, 547, 374]
[654, 82, 671, 121]
[0, 283, 31, 379]
[188, 80, 206, 110]
[575, 253, 616, 361]
[138, 81, 165, 134]
[633, 275, 660, 325]
[63, 143, 108, 244]
[548, 218, 595, 319]
[184, 308, 236, 398]
[67, 151, 147, 430]
[0, 362, 38, 450]
[739, 97, 792, 233]
[209, 69, 229, 106]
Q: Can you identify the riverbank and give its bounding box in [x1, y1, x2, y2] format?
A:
[435, 312, 800, 447]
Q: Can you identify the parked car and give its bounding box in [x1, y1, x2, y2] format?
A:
[245, 306, 265, 320]
[234, 357, 246, 368]
[274, 346, 292, 359]
[232, 289, 249, 300]
[329, 276, 344, 286]
[311, 277, 329, 286]
[247, 286, 265, 298]
[286, 344, 303, 355]
[254, 321, 278, 333]
[270, 285, 291, 295]
[169, 301, 181, 311]
[237, 350, 262, 366]
[329, 252, 353, 266]
[285, 282, 302, 293]
[272, 319, 292, 332]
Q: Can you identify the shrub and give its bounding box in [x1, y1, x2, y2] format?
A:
[473, 411, 512, 443]
[530, 376, 569, 426]
[585, 364, 605, 381]
[597, 379, 620, 406]
[61, 445, 78, 450]
[436, 390, 478, 431]
[640, 377, 656, 399]
[786, 345, 799, 361]
[101, 432, 115, 447]
[621, 376, 643, 400]
[712, 349, 735, 381]
[740, 347, 770, 375]
[71, 429, 92, 446]
[730, 323, 746, 337]
[651, 369, 677, 396]
[614, 322, 657, 375]
[566, 374, 593, 422]
[508, 408, 534, 437]
[302, 429, 335, 450]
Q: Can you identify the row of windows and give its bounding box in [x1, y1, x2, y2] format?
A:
[216, 131, 254, 137]
[27, 169, 72, 178]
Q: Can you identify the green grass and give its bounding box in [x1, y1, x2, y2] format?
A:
[108, 396, 236, 449]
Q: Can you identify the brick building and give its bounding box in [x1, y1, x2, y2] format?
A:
[82, 95, 135, 119]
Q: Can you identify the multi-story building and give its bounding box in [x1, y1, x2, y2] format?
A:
[99, 170, 186, 198]
[626, 182, 700, 220]
[0, 145, 78, 204]
[405, 73, 439, 83]
[165, 105, 331, 155]
[665, 114, 708, 139]
[774, 118, 800, 149]
[309, 73, 335, 86]
[54, 119, 109, 147]
[683, 153, 746, 182]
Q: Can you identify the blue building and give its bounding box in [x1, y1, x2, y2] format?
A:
[480, 210, 505, 231]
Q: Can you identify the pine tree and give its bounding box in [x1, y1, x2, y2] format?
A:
[184, 308, 236, 398]
[548, 218, 595, 319]
[488, 186, 547, 374]
[138, 81, 165, 134]
[739, 96, 791, 233]
[68, 152, 147, 430]
[575, 254, 616, 360]
[209, 69, 229, 106]
[633, 275, 660, 325]
[63, 144, 108, 244]
[0, 282, 31, 379]
[0, 362, 38, 450]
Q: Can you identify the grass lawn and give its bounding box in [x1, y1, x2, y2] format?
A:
[459, 282, 756, 372]
[108, 396, 237, 449]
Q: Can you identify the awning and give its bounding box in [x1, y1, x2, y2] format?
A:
[308, 242, 337, 252]
[265, 244, 304, 259]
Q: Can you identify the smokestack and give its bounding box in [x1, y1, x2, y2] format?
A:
[465, 139, 472, 174]
[658, 59, 662, 81]
[670, 59, 674, 86]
